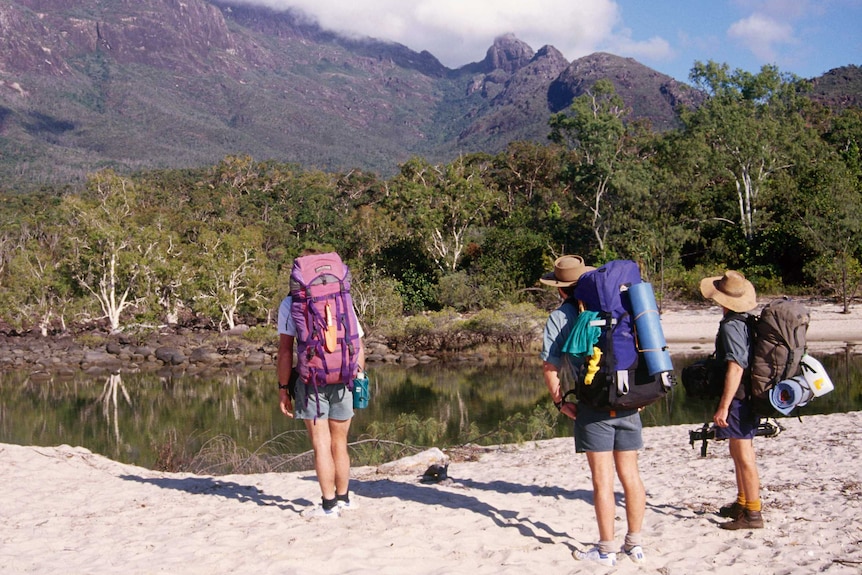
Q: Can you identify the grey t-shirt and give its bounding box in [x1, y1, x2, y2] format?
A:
[716, 311, 752, 399]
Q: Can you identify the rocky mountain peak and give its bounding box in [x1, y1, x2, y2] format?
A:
[478, 33, 535, 74]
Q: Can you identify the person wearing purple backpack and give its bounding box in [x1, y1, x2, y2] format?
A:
[277, 249, 366, 519]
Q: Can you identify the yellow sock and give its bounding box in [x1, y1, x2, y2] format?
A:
[736, 493, 746, 506]
[745, 499, 762, 512]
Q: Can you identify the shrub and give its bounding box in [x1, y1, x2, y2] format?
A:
[242, 325, 277, 344]
[463, 303, 545, 352]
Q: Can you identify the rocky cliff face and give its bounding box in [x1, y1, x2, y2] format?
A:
[5, 0, 238, 74]
[458, 44, 571, 147]
[548, 52, 705, 131]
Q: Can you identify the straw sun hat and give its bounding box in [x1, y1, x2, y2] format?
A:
[699, 270, 757, 313]
[539, 255, 595, 288]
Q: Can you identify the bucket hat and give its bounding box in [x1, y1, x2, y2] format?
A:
[699, 270, 757, 313]
[539, 255, 595, 287]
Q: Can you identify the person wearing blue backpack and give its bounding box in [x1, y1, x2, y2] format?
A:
[277, 249, 366, 519]
[539, 256, 647, 567]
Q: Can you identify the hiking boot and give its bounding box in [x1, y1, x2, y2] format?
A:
[573, 547, 617, 566]
[720, 509, 763, 530]
[623, 545, 646, 564]
[301, 504, 340, 519]
[719, 501, 745, 520]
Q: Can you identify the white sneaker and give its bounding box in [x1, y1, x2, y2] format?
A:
[624, 545, 646, 564]
[336, 498, 358, 511]
[301, 504, 340, 519]
[573, 547, 617, 566]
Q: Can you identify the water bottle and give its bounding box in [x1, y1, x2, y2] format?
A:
[352, 371, 369, 409]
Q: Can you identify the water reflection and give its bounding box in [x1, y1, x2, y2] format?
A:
[0, 350, 860, 471]
[99, 373, 131, 445]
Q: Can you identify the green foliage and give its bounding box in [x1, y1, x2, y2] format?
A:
[804, 254, 862, 307]
[389, 309, 478, 353]
[479, 404, 560, 444]
[462, 303, 545, 352]
[351, 265, 404, 333]
[0, 59, 859, 334]
[364, 413, 448, 446]
[241, 325, 277, 344]
[436, 271, 499, 311]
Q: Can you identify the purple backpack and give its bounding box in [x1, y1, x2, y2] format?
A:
[289, 252, 361, 389]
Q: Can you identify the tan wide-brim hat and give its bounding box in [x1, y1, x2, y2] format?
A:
[699, 270, 757, 313]
[539, 255, 595, 287]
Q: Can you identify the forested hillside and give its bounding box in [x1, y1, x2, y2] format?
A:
[1, 65, 860, 338]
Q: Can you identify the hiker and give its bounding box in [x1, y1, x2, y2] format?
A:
[539, 256, 647, 567]
[699, 269, 764, 530]
[277, 250, 366, 518]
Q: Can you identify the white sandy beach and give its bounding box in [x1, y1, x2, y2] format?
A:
[2, 301, 860, 575]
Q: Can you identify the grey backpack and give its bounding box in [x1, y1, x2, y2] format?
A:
[749, 298, 810, 415]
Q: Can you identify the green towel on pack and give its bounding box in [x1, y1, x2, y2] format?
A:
[562, 310, 601, 358]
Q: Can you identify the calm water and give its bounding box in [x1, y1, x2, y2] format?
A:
[1, 351, 860, 471]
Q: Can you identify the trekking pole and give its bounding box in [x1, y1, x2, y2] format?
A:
[688, 420, 784, 457]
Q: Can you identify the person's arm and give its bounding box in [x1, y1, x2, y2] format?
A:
[356, 337, 366, 374]
[714, 360, 744, 428]
[278, 333, 295, 417]
[543, 361, 577, 419]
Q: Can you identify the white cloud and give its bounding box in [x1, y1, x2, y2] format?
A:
[223, 0, 630, 67]
[606, 32, 675, 62]
[727, 13, 796, 62]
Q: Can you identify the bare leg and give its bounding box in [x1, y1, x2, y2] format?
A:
[614, 450, 645, 535]
[305, 419, 336, 500]
[729, 438, 759, 504]
[586, 451, 617, 543]
[329, 418, 352, 496]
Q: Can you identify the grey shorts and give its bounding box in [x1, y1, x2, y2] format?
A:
[574, 404, 643, 453]
[294, 382, 354, 421]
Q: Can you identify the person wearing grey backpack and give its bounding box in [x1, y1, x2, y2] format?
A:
[700, 270, 764, 530]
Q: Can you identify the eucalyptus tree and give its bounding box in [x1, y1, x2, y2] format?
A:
[791, 108, 862, 311]
[491, 140, 568, 218]
[388, 155, 499, 274]
[189, 225, 270, 331]
[0, 226, 75, 334]
[609, 127, 694, 294]
[63, 171, 158, 332]
[681, 61, 812, 251]
[548, 79, 637, 258]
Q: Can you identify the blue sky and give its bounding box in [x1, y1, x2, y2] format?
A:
[237, 0, 861, 82]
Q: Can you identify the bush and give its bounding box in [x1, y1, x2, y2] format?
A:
[351, 266, 404, 333]
[387, 309, 483, 353]
[437, 271, 498, 311]
[463, 303, 545, 352]
[242, 325, 277, 344]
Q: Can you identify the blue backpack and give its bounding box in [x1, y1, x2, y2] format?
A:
[566, 260, 676, 410]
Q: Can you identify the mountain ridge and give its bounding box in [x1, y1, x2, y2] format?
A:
[0, 0, 857, 190]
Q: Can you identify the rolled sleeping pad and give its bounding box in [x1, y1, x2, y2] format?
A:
[769, 375, 815, 415]
[627, 281, 673, 375]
